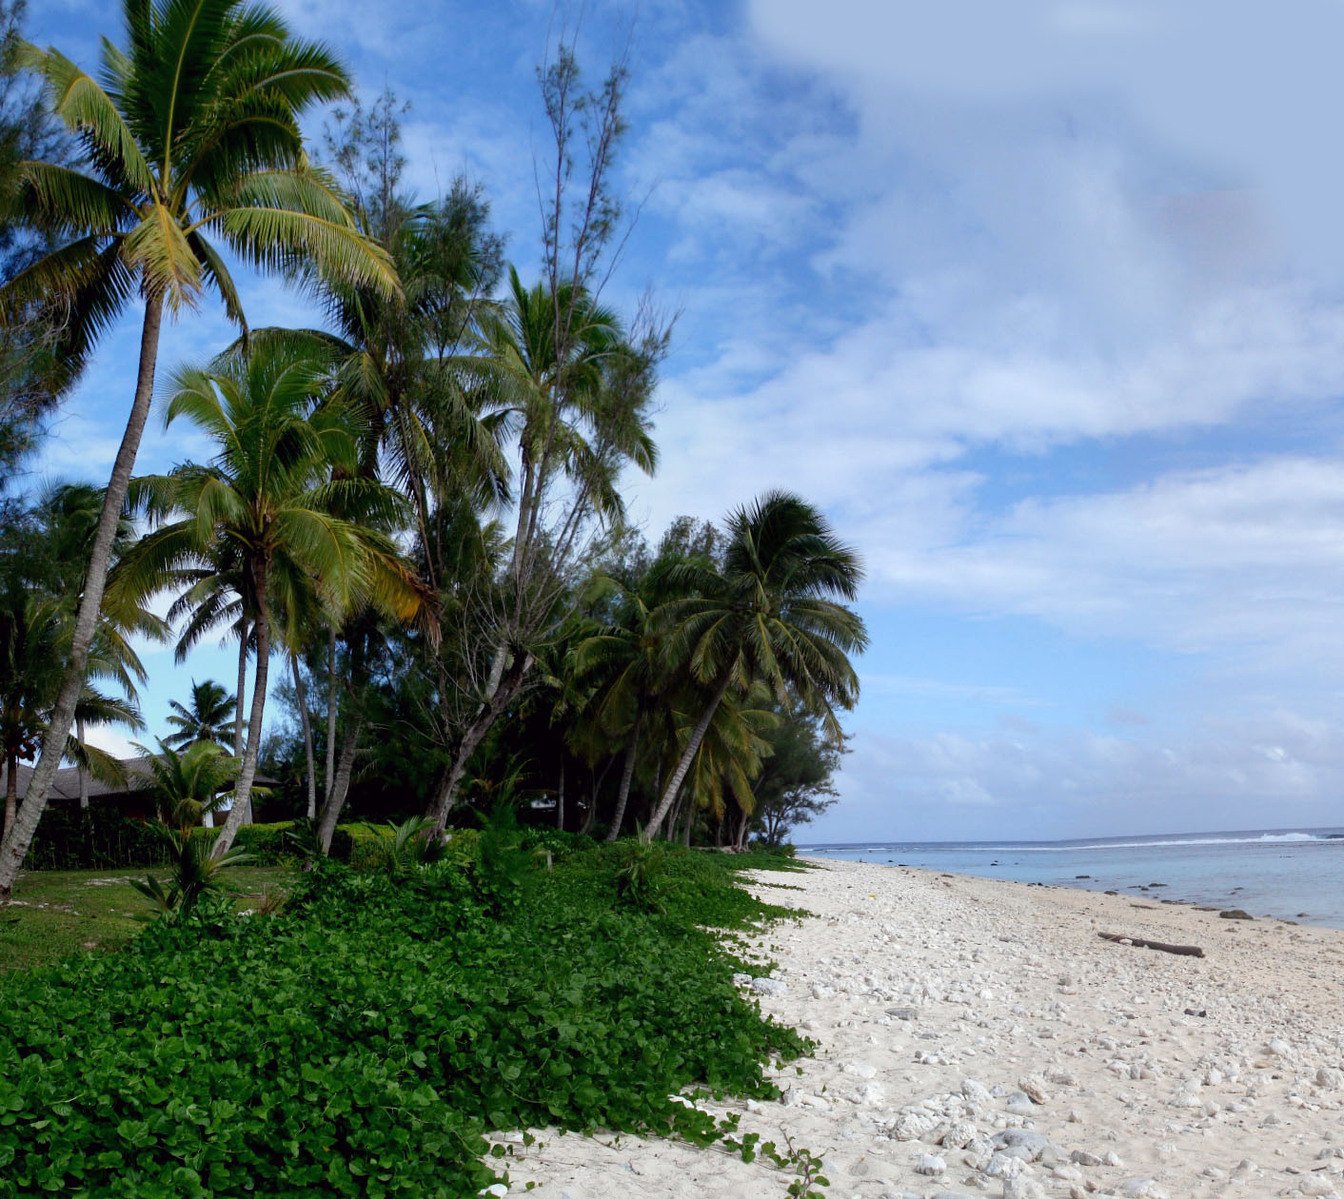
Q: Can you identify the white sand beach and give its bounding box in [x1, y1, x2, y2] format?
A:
[505, 858, 1344, 1199]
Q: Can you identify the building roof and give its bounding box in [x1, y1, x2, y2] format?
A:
[8, 755, 276, 803]
[9, 756, 158, 803]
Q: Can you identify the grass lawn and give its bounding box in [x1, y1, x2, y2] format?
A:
[0, 866, 296, 972]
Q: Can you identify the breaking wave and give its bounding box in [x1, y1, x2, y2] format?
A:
[807, 832, 1335, 854]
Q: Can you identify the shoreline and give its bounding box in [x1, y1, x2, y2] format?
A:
[804, 846, 1344, 932]
[509, 857, 1344, 1199]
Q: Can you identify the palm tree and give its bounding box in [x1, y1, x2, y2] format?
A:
[641, 492, 868, 841]
[0, 481, 156, 834]
[0, 0, 398, 897]
[676, 684, 777, 848]
[571, 563, 679, 841]
[163, 680, 235, 750]
[140, 737, 238, 830]
[235, 171, 506, 838]
[26, 482, 167, 807]
[0, 591, 142, 837]
[131, 739, 247, 919]
[117, 337, 424, 857]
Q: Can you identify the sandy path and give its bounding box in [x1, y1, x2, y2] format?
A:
[501, 859, 1344, 1199]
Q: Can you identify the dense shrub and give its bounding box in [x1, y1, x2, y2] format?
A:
[26, 819, 412, 871]
[518, 826, 592, 861]
[439, 827, 480, 864]
[23, 807, 167, 870]
[329, 821, 396, 869]
[214, 821, 294, 864]
[0, 848, 807, 1197]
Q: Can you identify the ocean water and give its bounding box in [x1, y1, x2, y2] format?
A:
[800, 828, 1344, 930]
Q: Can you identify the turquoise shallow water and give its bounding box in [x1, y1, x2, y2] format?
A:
[801, 827, 1344, 929]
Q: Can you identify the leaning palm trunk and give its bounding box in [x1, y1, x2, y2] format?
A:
[605, 714, 641, 842]
[291, 652, 317, 819]
[426, 721, 491, 834]
[641, 665, 735, 842]
[233, 621, 249, 757]
[76, 716, 89, 810]
[579, 781, 598, 835]
[323, 627, 337, 802]
[316, 715, 362, 855]
[0, 298, 165, 898]
[212, 592, 270, 857]
[3, 750, 16, 842]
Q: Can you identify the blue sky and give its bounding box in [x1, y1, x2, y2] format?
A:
[23, 0, 1344, 841]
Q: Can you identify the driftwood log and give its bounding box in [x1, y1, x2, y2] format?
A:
[1098, 931, 1205, 958]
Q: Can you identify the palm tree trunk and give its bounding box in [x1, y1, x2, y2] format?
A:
[734, 807, 752, 852]
[556, 759, 565, 829]
[605, 713, 641, 842]
[234, 619, 249, 757]
[324, 626, 337, 803]
[3, 749, 16, 843]
[291, 652, 317, 820]
[666, 781, 690, 846]
[316, 714, 363, 855]
[583, 758, 615, 833]
[213, 585, 270, 857]
[579, 771, 599, 835]
[641, 665, 735, 842]
[316, 632, 367, 855]
[76, 715, 89, 811]
[0, 295, 165, 899]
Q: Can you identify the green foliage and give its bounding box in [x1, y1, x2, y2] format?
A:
[280, 815, 322, 864]
[0, 866, 292, 972]
[383, 814, 443, 876]
[728, 1131, 830, 1197]
[518, 826, 592, 863]
[140, 739, 238, 829]
[129, 826, 251, 920]
[471, 803, 534, 914]
[613, 836, 667, 912]
[162, 679, 235, 750]
[0, 845, 807, 1198]
[438, 827, 481, 865]
[751, 704, 844, 848]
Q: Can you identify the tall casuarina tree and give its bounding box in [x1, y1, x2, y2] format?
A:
[0, 0, 397, 897]
[641, 492, 868, 842]
[422, 270, 659, 834]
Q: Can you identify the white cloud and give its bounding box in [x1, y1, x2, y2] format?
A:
[868, 456, 1344, 666]
[32, 0, 1344, 839]
[822, 704, 1344, 842]
[749, 0, 1344, 275]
